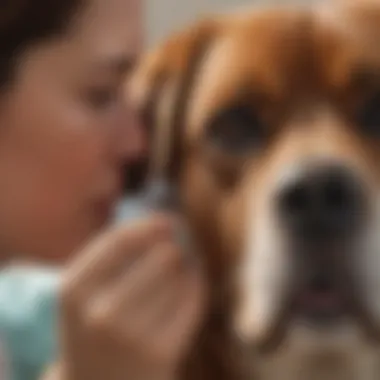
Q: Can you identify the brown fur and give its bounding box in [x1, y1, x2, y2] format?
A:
[128, 2, 380, 379]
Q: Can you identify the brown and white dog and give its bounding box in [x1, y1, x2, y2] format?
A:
[128, 1, 380, 379]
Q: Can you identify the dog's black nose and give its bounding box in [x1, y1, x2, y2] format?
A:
[278, 164, 365, 241]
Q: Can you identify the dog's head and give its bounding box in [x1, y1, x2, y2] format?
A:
[128, 0, 380, 355]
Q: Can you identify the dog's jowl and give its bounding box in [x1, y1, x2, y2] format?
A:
[128, 1, 380, 379]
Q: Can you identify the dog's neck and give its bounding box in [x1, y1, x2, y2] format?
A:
[182, 294, 380, 380]
[251, 324, 380, 380]
[255, 344, 379, 380]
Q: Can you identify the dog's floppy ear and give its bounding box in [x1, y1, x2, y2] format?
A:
[125, 18, 219, 193]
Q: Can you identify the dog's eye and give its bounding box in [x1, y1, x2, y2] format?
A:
[206, 105, 263, 154]
[357, 92, 380, 135]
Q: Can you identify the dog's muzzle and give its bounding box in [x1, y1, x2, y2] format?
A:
[276, 162, 368, 326]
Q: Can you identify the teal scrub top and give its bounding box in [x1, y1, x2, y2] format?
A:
[0, 197, 147, 380]
[0, 266, 59, 380]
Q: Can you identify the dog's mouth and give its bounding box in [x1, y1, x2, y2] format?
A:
[294, 272, 347, 325]
[289, 240, 356, 326]
[251, 241, 380, 354]
[252, 264, 349, 353]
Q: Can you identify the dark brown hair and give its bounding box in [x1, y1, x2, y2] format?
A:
[0, 0, 83, 87]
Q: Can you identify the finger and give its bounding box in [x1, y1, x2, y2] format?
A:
[152, 267, 207, 357]
[119, 272, 181, 344]
[114, 240, 183, 306]
[84, 241, 183, 330]
[63, 214, 175, 294]
[115, 266, 187, 363]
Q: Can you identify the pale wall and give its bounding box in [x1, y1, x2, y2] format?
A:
[145, 0, 314, 45]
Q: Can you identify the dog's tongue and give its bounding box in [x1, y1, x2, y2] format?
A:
[296, 281, 346, 323]
[300, 290, 340, 310]
[294, 264, 347, 322]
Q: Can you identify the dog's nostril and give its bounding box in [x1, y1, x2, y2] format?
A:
[282, 183, 310, 215]
[277, 164, 365, 240]
[322, 170, 355, 213]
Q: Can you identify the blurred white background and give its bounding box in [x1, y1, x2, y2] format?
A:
[145, 0, 314, 45]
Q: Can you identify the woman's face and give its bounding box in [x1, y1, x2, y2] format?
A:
[0, 0, 144, 261]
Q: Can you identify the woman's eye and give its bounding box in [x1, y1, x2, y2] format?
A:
[85, 87, 118, 109]
[357, 92, 380, 136]
[205, 105, 264, 154]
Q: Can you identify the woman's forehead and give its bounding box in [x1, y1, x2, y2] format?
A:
[14, 0, 142, 87]
[73, 0, 142, 53]
[51, 0, 142, 76]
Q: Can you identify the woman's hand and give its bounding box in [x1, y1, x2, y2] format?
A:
[58, 215, 207, 380]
